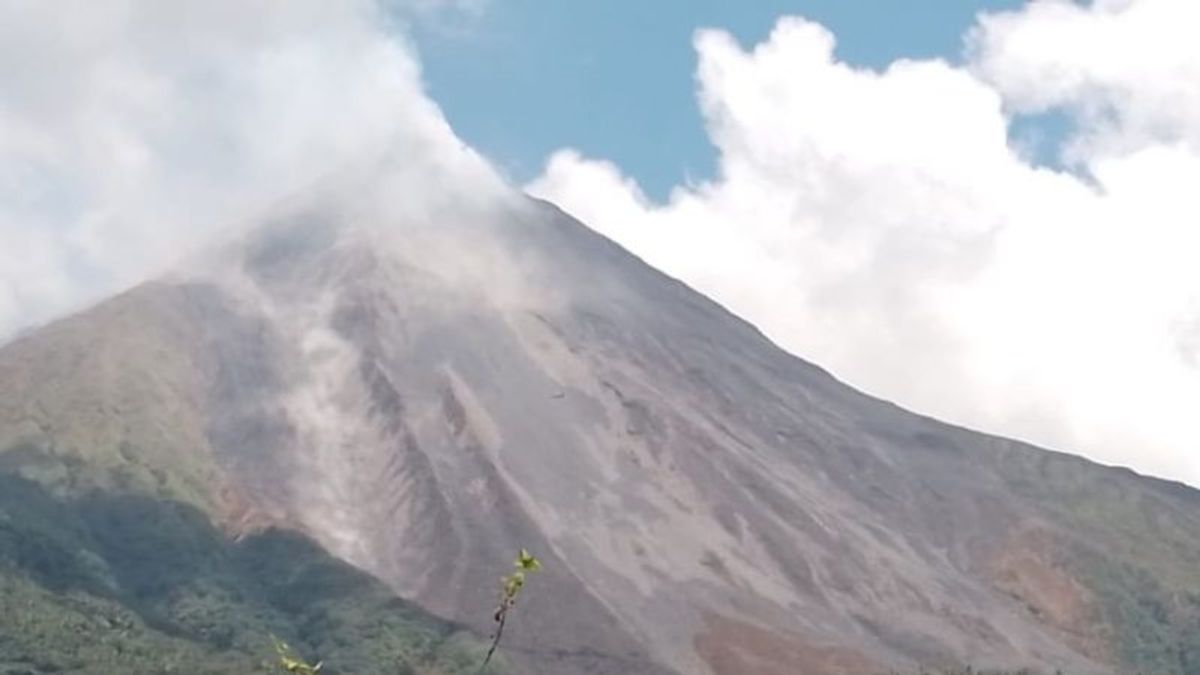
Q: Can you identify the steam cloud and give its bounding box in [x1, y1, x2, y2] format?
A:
[0, 0, 494, 340]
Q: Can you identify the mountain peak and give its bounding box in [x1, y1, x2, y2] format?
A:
[4, 191, 1200, 675]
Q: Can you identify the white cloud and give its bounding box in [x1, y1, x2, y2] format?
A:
[529, 2, 1200, 485]
[0, 0, 494, 339]
[971, 0, 1200, 161]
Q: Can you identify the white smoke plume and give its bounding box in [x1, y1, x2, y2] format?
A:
[0, 0, 496, 340]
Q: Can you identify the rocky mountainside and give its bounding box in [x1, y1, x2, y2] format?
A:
[2, 176, 1199, 675]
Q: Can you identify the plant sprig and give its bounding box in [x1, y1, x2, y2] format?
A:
[478, 548, 542, 673]
[271, 634, 323, 674]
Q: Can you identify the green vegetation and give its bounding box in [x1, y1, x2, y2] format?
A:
[1074, 553, 1200, 675]
[0, 471, 503, 675]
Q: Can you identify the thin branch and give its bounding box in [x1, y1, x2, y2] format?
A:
[477, 606, 508, 674]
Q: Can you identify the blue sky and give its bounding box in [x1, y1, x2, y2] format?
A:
[411, 0, 1027, 200]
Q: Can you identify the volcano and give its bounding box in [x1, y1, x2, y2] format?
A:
[2, 168, 1199, 675]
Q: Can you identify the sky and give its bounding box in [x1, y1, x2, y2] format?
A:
[1, 0, 1198, 487]
[408, 0, 1028, 200]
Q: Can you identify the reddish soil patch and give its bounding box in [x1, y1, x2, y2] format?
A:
[695, 613, 881, 675]
[988, 525, 1111, 662]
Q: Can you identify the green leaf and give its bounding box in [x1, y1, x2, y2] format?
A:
[515, 549, 541, 572]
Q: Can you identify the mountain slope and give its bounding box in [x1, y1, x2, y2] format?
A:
[2, 184, 1199, 675]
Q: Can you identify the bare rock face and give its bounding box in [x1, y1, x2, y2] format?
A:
[3, 180, 1200, 675]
